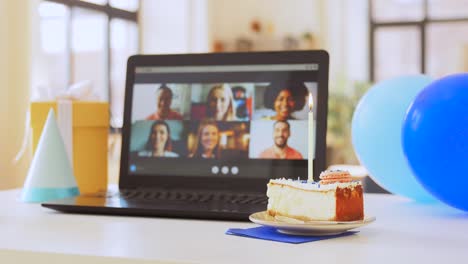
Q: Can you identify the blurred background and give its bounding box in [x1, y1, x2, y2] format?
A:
[1, 0, 468, 189]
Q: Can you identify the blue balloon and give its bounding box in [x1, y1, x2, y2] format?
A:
[403, 73, 468, 211]
[352, 75, 435, 202]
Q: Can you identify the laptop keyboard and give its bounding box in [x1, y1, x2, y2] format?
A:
[117, 189, 268, 205]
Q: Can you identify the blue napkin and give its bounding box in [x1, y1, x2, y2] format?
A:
[226, 226, 358, 244]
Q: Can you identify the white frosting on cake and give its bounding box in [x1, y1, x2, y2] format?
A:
[267, 183, 336, 220]
[268, 178, 361, 191]
[266, 178, 363, 221]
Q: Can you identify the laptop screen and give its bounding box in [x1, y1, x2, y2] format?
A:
[126, 62, 321, 180]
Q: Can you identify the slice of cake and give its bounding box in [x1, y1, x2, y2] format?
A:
[266, 170, 364, 221]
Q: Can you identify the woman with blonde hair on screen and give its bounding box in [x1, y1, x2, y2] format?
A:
[206, 83, 236, 121]
[189, 120, 221, 159]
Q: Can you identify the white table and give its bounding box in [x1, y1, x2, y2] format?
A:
[1, 189, 467, 263]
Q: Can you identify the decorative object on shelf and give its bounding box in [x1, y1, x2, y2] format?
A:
[266, 22, 275, 36]
[250, 19, 262, 34]
[22, 110, 79, 203]
[235, 38, 254, 52]
[211, 19, 317, 53]
[301, 32, 316, 50]
[212, 40, 225, 53]
[30, 81, 109, 194]
[403, 73, 468, 212]
[351, 75, 435, 202]
[283, 35, 299, 50]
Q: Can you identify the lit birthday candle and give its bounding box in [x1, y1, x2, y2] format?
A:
[308, 92, 314, 182]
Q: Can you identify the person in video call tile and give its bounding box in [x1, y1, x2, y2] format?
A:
[146, 84, 183, 120]
[262, 81, 308, 121]
[189, 120, 221, 158]
[206, 84, 236, 121]
[258, 120, 303, 159]
[138, 121, 179, 157]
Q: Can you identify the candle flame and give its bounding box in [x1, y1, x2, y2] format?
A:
[308, 92, 313, 111]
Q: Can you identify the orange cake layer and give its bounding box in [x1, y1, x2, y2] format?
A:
[266, 179, 364, 221]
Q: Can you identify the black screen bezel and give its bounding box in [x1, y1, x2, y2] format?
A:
[119, 50, 329, 193]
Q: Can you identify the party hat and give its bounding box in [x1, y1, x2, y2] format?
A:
[21, 109, 79, 202]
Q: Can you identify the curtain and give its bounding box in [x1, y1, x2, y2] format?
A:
[0, 0, 33, 189]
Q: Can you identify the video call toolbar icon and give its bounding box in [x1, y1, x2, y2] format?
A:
[221, 166, 229, 175]
[212, 165, 239, 175]
[231, 166, 239, 175]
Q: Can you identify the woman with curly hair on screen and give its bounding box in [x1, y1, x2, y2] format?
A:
[262, 81, 308, 121]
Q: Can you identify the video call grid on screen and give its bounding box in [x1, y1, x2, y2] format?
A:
[128, 64, 319, 178]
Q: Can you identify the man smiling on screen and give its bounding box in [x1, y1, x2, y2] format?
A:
[258, 120, 303, 160]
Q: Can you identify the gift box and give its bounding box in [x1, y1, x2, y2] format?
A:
[31, 101, 109, 194]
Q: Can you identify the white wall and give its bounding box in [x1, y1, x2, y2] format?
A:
[208, 0, 322, 45]
[208, 0, 369, 83]
[323, 0, 369, 85]
[342, 0, 369, 82]
[465, 45, 468, 71]
[139, 0, 370, 83]
[140, 0, 208, 54]
[139, 0, 323, 54]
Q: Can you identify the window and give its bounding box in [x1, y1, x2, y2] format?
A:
[38, 0, 139, 128]
[369, 0, 468, 81]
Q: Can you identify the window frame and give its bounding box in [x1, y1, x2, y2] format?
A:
[43, 0, 140, 129]
[369, 0, 468, 81]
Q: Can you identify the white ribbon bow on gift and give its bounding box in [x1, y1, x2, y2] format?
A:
[34, 80, 101, 101]
[15, 81, 102, 166]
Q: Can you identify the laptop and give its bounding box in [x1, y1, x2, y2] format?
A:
[42, 50, 329, 221]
